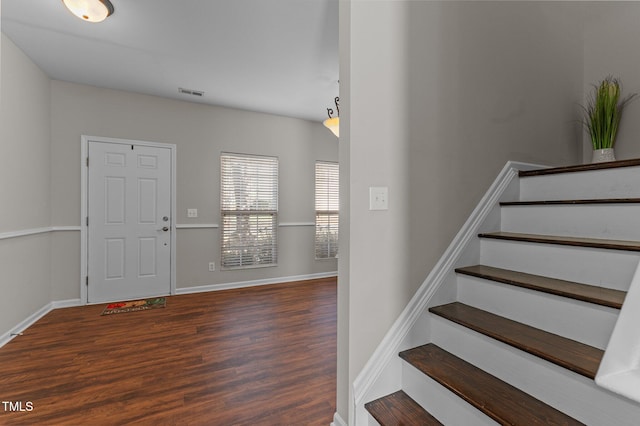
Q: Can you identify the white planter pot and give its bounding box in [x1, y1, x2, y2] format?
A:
[592, 148, 616, 163]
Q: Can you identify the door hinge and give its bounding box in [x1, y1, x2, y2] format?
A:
[86, 217, 89, 226]
[86, 276, 89, 286]
[86, 157, 89, 167]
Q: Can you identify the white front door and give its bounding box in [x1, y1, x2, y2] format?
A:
[87, 141, 172, 303]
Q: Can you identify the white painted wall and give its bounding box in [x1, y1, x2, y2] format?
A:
[335, 0, 351, 422]
[583, 2, 640, 163]
[337, 1, 583, 422]
[50, 81, 339, 300]
[0, 33, 52, 337]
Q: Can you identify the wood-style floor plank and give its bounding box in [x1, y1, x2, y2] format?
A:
[400, 344, 584, 425]
[455, 265, 626, 309]
[0, 278, 337, 425]
[429, 302, 603, 379]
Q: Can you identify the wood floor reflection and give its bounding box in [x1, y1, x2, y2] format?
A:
[0, 277, 337, 425]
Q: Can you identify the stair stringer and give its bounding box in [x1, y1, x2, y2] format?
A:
[597, 260, 640, 403]
[352, 161, 545, 426]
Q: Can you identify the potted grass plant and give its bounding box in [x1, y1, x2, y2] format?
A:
[581, 76, 637, 163]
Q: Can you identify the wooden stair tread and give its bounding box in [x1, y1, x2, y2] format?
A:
[478, 231, 640, 252]
[429, 302, 603, 379]
[456, 265, 626, 309]
[365, 390, 443, 426]
[400, 344, 584, 425]
[501, 198, 640, 206]
[519, 158, 640, 177]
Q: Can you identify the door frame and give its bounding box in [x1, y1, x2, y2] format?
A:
[80, 135, 177, 304]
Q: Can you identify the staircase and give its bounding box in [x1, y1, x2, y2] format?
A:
[364, 159, 640, 425]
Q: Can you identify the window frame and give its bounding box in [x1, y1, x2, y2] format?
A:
[315, 161, 339, 260]
[220, 152, 279, 270]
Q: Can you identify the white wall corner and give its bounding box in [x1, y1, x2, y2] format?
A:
[596, 260, 640, 403]
[0, 302, 54, 349]
[351, 161, 546, 419]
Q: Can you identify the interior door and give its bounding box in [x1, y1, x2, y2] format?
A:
[88, 141, 172, 303]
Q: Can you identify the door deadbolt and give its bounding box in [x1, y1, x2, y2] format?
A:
[163, 216, 169, 222]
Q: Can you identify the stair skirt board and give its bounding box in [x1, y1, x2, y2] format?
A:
[429, 317, 640, 425]
[596, 261, 640, 403]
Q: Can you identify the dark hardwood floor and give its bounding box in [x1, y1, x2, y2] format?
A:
[0, 277, 337, 425]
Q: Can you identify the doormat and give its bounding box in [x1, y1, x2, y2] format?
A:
[101, 297, 166, 315]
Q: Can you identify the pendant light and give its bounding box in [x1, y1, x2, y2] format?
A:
[323, 97, 340, 138]
[62, 0, 114, 23]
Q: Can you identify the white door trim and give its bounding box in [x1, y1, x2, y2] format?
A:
[80, 135, 177, 304]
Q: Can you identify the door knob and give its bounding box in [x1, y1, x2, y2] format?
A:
[158, 226, 169, 232]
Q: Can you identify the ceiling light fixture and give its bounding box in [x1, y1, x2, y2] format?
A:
[323, 96, 339, 138]
[62, 0, 114, 23]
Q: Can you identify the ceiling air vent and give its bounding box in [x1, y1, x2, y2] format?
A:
[178, 87, 204, 97]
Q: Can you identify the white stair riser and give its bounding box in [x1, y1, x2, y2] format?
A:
[501, 204, 640, 241]
[402, 362, 498, 426]
[456, 275, 619, 349]
[431, 317, 640, 425]
[519, 167, 640, 201]
[480, 239, 638, 291]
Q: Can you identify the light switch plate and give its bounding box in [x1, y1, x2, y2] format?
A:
[187, 208, 198, 218]
[369, 187, 388, 210]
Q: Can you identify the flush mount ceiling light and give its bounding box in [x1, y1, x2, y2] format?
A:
[62, 0, 114, 23]
[323, 97, 339, 138]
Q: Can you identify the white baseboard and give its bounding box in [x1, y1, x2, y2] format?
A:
[175, 271, 338, 295]
[0, 298, 83, 349]
[52, 298, 83, 309]
[331, 412, 348, 426]
[0, 302, 53, 348]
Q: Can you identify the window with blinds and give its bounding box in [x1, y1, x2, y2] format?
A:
[221, 153, 278, 269]
[315, 161, 339, 259]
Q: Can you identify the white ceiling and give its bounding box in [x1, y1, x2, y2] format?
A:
[1, 0, 339, 122]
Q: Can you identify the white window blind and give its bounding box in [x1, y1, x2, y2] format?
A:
[315, 161, 339, 259]
[221, 153, 278, 269]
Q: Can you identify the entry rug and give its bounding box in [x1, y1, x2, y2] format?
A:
[101, 297, 166, 315]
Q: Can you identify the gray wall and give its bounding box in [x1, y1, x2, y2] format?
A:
[50, 81, 339, 300]
[0, 34, 52, 336]
[338, 1, 583, 422]
[583, 2, 640, 162]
